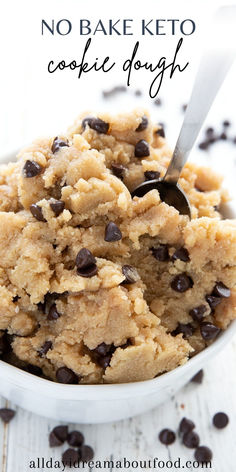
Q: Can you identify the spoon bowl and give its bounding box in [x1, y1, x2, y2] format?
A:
[131, 180, 191, 217]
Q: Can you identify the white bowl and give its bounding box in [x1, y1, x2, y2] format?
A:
[0, 151, 235, 424]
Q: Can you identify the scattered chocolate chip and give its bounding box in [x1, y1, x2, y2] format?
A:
[102, 85, 126, 98]
[223, 120, 230, 127]
[220, 132, 227, 140]
[76, 248, 98, 278]
[47, 304, 60, 321]
[111, 163, 125, 180]
[206, 127, 214, 136]
[122, 265, 139, 284]
[30, 204, 46, 222]
[50, 200, 65, 217]
[159, 429, 176, 445]
[199, 141, 209, 150]
[38, 341, 52, 357]
[179, 418, 195, 436]
[156, 126, 165, 138]
[82, 117, 109, 134]
[23, 160, 42, 178]
[191, 369, 204, 384]
[205, 295, 222, 311]
[171, 247, 190, 262]
[97, 354, 112, 369]
[194, 446, 212, 463]
[154, 98, 162, 106]
[56, 367, 79, 384]
[52, 425, 68, 443]
[213, 412, 229, 429]
[172, 323, 194, 339]
[0, 408, 15, 423]
[91, 343, 115, 369]
[12, 295, 19, 303]
[134, 140, 150, 158]
[151, 245, 169, 262]
[104, 222, 122, 242]
[171, 273, 193, 292]
[135, 116, 148, 132]
[51, 137, 69, 154]
[189, 305, 207, 322]
[144, 170, 160, 181]
[183, 430, 200, 449]
[62, 448, 79, 466]
[200, 322, 221, 341]
[67, 430, 84, 447]
[212, 282, 230, 298]
[49, 431, 63, 447]
[135, 89, 142, 96]
[79, 445, 94, 462]
[26, 364, 43, 376]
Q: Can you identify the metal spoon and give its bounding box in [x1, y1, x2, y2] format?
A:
[132, 6, 236, 217]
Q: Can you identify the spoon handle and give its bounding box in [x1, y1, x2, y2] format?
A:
[164, 6, 236, 185]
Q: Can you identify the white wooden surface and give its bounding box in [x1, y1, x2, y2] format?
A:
[0, 338, 235, 471]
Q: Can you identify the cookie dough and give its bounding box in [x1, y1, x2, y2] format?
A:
[0, 109, 235, 384]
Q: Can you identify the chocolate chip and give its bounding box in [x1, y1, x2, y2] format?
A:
[47, 304, 60, 321]
[52, 425, 68, 442]
[156, 126, 165, 138]
[135, 89, 142, 96]
[82, 117, 109, 134]
[172, 247, 190, 262]
[183, 430, 199, 448]
[111, 163, 125, 180]
[98, 354, 112, 369]
[223, 120, 230, 127]
[62, 448, 79, 466]
[30, 204, 46, 222]
[26, 364, 43, 376]
[76, 248, 98, 278]
[67, 430, 84, 447]
[171, 273, 193, 292]
[79, 445, 94, 462]
[213, 412, 229, 429]
[23, 160, 42, 178]
[212, 282, 230, 298]
[205, 295, 222, 311]
[194, 446, 212, 463]
[144, 170, 160, 181]
[56, 367, 79, 384]
[189, 305, 207, 322]
[50, 200, 65, 216]
[220, 132, 227, 140]
[135, 116, 148, 132]
[154, 98, 162, 106]
[191, 369, 204, 384]
[200, 322, 221, 341]
[134, 140, 150, 158]
[172, 323, 194, 339]
[93, 343, 112, 357]
[179, 418, 195, 436]
[0, 408, 15, 423]
[159, 429, 176, 445]
[51, 137, 69, 154]
[12, 295, 19, 303]
[38, 341, 52, 357]
[49, 431, 63, 447]
[104, 222, 122, 242]
[199, 141, 209, 150]
[206, 127, 214, 136]
[122, 265, 139, 284]
[151, 245, 169, 262]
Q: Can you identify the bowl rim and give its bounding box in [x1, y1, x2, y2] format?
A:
[0, 150, 236, 400]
